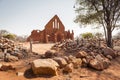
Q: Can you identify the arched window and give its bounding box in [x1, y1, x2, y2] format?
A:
[55, 19, 57, 28]
[58, 22, 59, 29]
[53, 21, 54, 28]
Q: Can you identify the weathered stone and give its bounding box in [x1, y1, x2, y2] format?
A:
[31, 59, 59, 76]
[0, 64, 2, 68]
[82, 58, 88, 67]
[118, 52, 120, 56]
[15, 52, 24, 59]
[0, 38, 29, 61]
[0, 52, 4, 59]
[106, 55, 113, 60]
[63, 63, 73, 73]
[72, 58, 82, 69]
[0, 64, 15, 71]
[27, 15, 74, 43]
[114, 46, 120, 51]
[16, 72, 24, 76]
[68, 55, 76, 62]
[103, 47, 116, 58]
[86, 56, 94, 63]
[5, 54, 18, 62]
[53, 57, 67, 68]
[89, 55, 110, 70]
[114, 46, 120, 56]
[44, 50, 55, 58]
[62, 56, 70, 64]
[75, 51, 87, 58]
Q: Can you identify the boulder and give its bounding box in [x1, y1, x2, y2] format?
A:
[44, 50, 55, 58]
[113, 46, 120, 51]
[82, 58, 88, 67]
[0, 64, 15, 71]
[68, 55, 76, 62]
[86, 56, 94, 63]
[5, 54, 18, 62]
[103, 47, 116, 58]
[63, 63, 73, 73]
[72, 58, 82, 69]
[106, 55, 113, 60]
[13, 52, 24, 59]
[53, 57, 67, 68]
[62, 56, 70, 64]
[75, 51, 87, 58]
[114, 46, 120, 56]
[89, 55, 110, 70]
[31, 59, 59, 76]
[0, 52, 4, 59]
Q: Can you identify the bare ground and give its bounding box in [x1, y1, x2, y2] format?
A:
[23, 42, 54, 54]
[0, 43, 120, 80]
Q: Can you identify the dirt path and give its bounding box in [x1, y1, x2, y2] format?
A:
[22, 42, 54, 54]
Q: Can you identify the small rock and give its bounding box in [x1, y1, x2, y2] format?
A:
[44, 50, 55, 58]
[0, 64, 15, 71]
[63, 63, 73, 73]
[103, 47, 116, 58]
[75, 51, 87, 58]
[53, 57, 67, 68]
[0, 64, 2, 68]
[82, 58, 88, 67]
[68, 55, 76, 62]
[106, 55, 113, 60]
[72, 58, 82, 69]
[114, 46, 120, 51]
[16, 72, 24, 76]
[5, 54, 18, 62]
[62, 56, 70, 64]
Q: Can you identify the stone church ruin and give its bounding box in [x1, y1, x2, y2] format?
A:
[27, 15, 74, 43]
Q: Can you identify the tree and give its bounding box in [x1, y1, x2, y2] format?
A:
[81, 32, 94, 39]
[0, 30, 9, 37]
[3, 34, 16, 40]
[75, 0, 120, 48]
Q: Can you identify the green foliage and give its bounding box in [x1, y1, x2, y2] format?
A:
[75, 0, 102, 24]
[75, 0, 120, 48]
[3, 34, 16, 40]
[81, 32, 93, 39]
[0, 30, 9, 37]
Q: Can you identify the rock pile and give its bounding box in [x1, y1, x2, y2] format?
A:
[0, 38, 28, 62]
[31, 55, 82, 76]
[51, 39, 118, 71]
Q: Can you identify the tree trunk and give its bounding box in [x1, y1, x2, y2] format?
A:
[106, 28, 113, 48]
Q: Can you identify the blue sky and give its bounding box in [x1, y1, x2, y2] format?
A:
[0, 0, 118, 37]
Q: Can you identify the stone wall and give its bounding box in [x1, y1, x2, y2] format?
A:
[27, 15, 74, 43]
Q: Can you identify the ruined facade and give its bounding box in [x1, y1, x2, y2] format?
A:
[27, 15, 74, 43]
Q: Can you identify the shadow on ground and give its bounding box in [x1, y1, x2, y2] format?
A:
[24, 68, 54, 79]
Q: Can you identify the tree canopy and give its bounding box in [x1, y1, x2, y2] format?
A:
[81, 32, 94, 39]
[75, 0, 120, 48]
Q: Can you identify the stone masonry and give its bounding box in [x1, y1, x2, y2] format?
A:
[27, 15, 74, 43]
